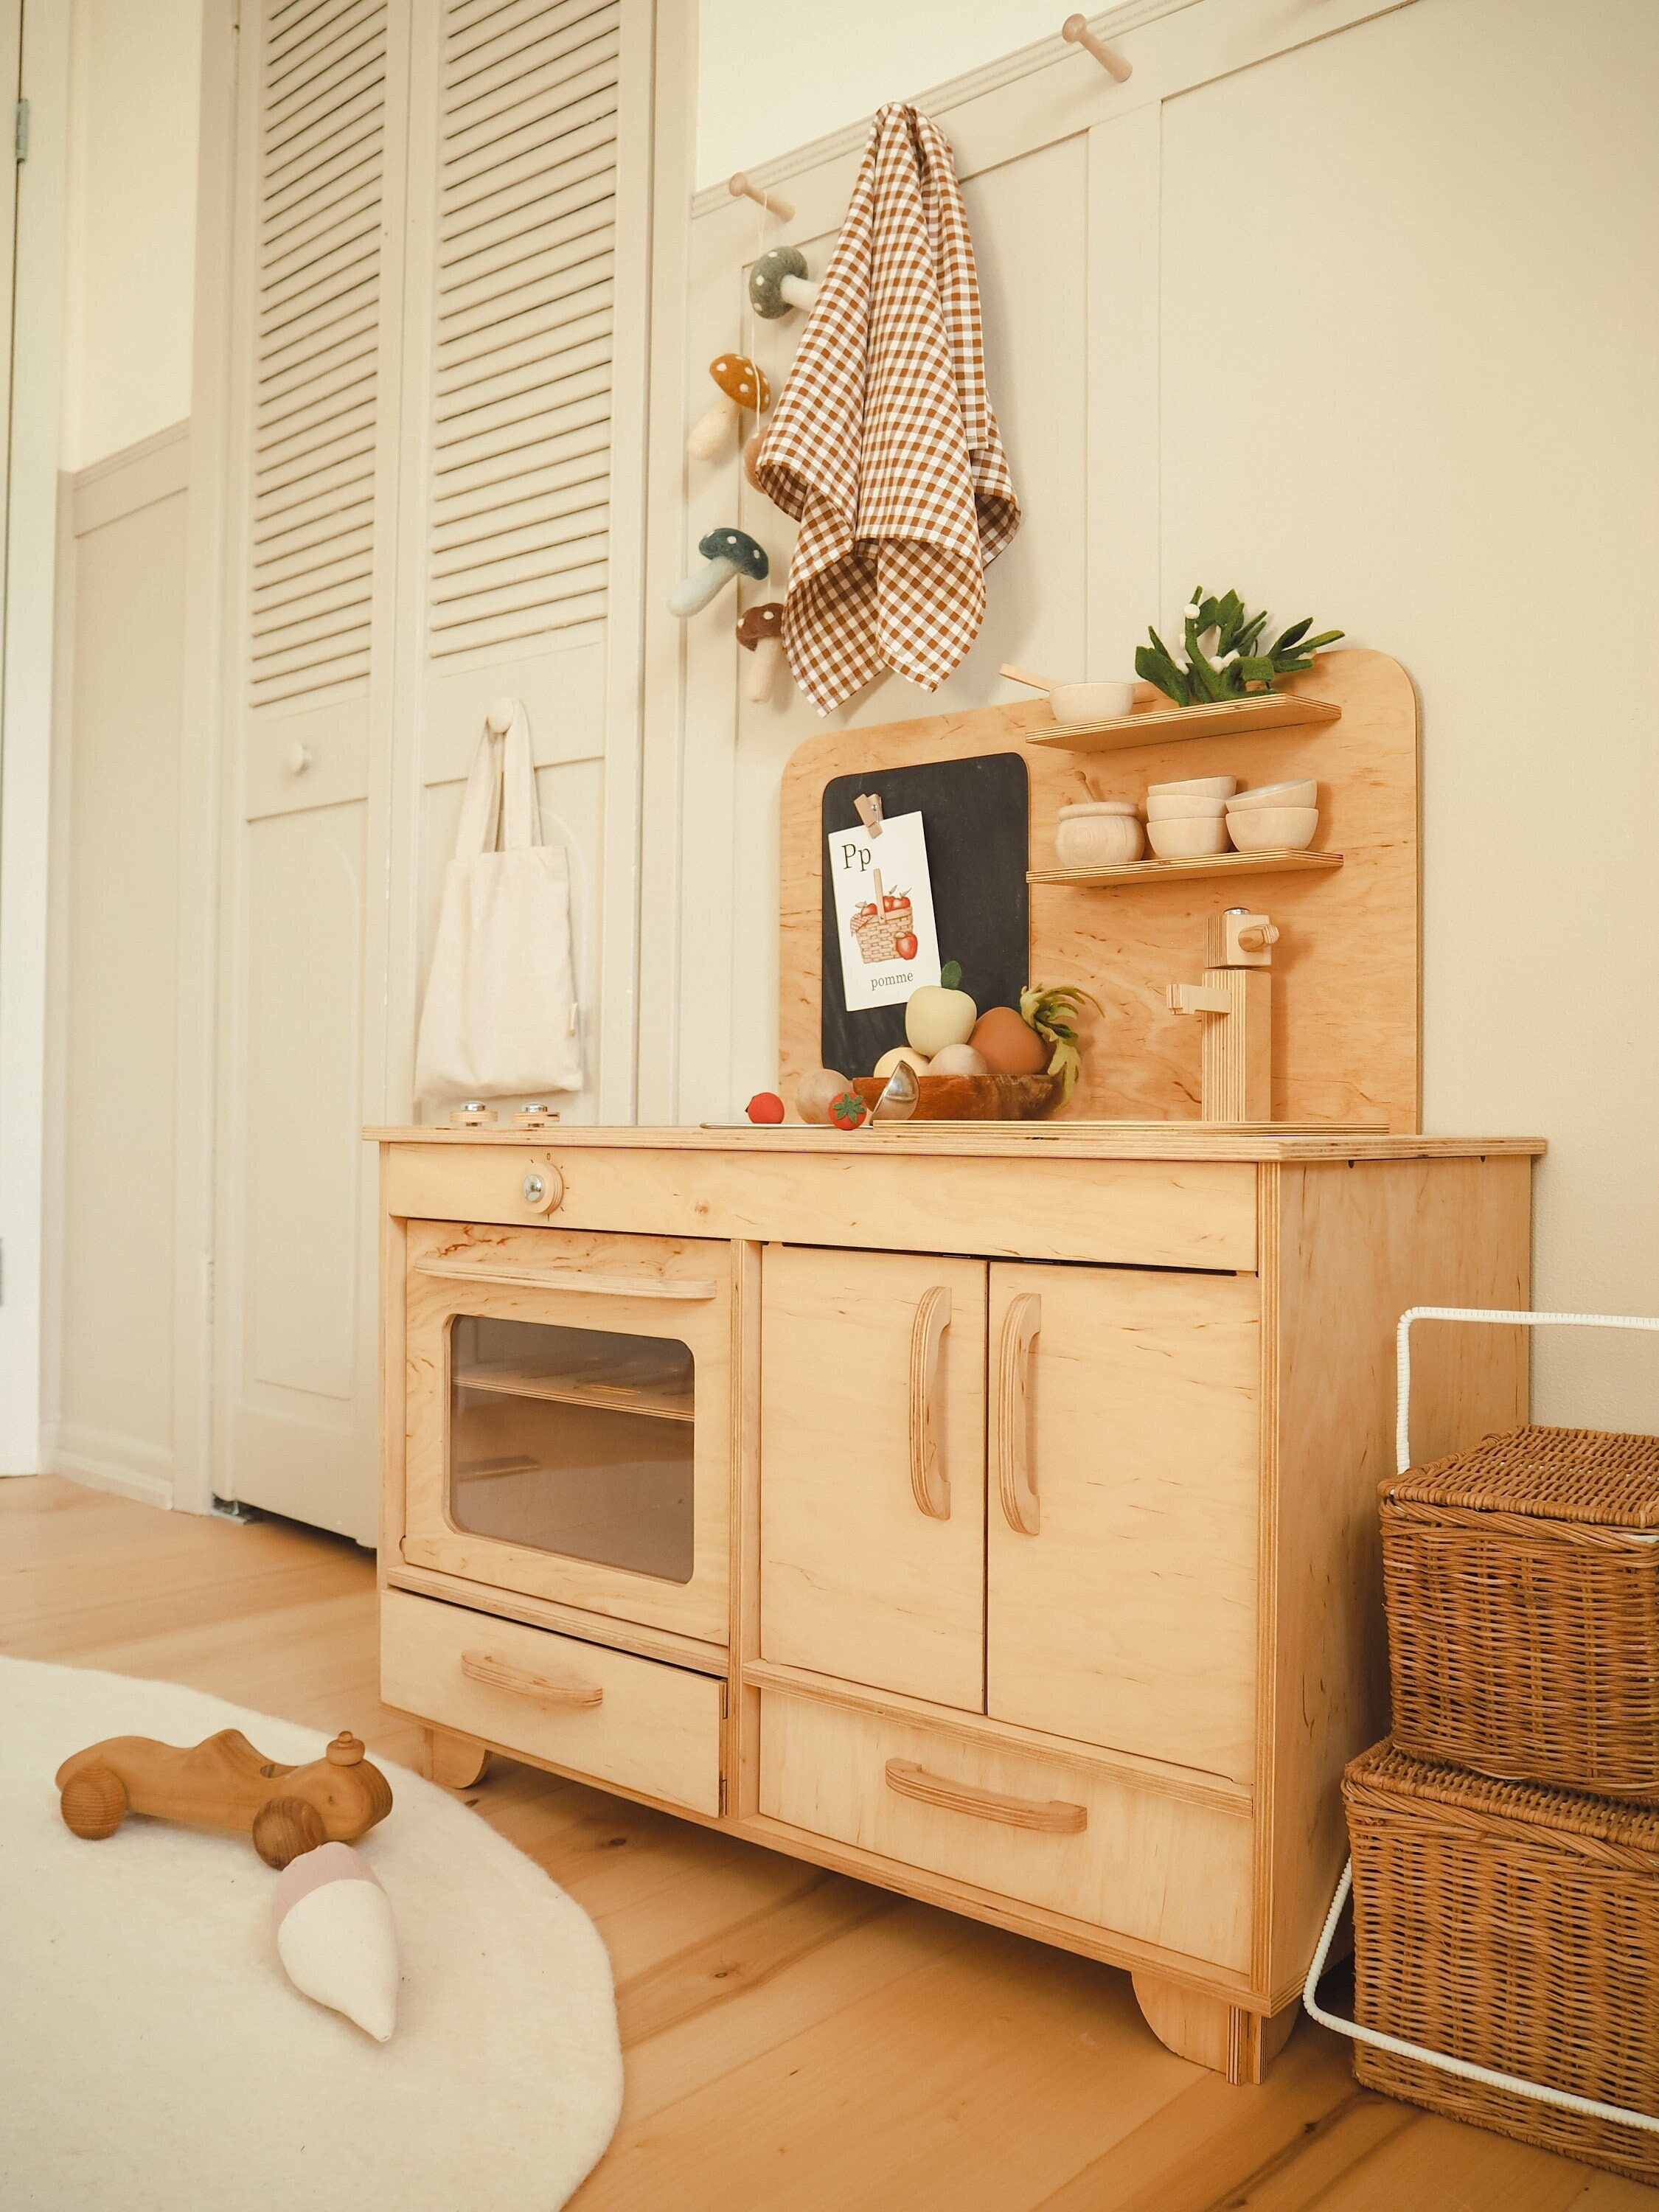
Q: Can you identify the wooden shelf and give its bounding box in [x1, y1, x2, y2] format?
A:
[1025, 692, 1340, 753]
[454, 1363, 694, 1423]
[1028, 850, 1344, 889]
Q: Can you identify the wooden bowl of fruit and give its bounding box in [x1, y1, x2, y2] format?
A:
[851, 982, 1094, 1123]
[852, 1072, 1065, 1121]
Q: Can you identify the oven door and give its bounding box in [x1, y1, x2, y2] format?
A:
[400, 1221, 731, 1644]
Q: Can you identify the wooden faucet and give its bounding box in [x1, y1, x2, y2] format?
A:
[1166, 908, 1280, 1122]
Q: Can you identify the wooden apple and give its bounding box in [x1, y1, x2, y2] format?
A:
[905, 981, 977, 1057]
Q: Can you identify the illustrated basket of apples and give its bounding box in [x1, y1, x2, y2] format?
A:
[849, 871, 916, 966]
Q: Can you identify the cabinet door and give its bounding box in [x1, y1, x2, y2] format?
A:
[760, 1247, 987, 1711]
[987, 1263, 1260, 1781]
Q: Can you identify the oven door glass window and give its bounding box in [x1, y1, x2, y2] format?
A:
[448, 1315, 695, 1583]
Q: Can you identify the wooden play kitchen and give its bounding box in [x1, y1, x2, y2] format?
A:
[372, 649, 1544, 2080]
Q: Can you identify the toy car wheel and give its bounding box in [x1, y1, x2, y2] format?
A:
[251, 1795, 325, 1869]
[60, 1764, 129, 1840]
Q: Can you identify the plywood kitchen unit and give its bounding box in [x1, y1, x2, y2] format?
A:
[372, 1122, 1539, 2078]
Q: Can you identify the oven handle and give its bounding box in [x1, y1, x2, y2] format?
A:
[413, 1259, 717, 1301]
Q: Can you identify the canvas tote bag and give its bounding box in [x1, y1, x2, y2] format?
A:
[414, 701, 582, 1100]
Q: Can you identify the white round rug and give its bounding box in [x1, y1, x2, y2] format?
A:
[0, 1656, 622, 2211]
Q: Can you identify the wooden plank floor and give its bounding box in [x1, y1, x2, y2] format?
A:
[6, 1472, 1653, 2211]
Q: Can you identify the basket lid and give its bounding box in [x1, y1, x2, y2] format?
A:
[1345, 1739, 1659, 1849]
[1383, 1425, 1659, 1528]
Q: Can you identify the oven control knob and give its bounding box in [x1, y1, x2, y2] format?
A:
[521, 1166, 563, 1214]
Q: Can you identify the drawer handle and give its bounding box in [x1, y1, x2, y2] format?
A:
[908, 1286, 952, 1520]
[462, 1649, 603, 1710]
[414, 1259, 716, 1301]
[884, 1758, 1086, 1834]
[996, 1293, 1042, 1536]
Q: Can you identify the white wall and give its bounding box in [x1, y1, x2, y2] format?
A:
[696, 0, 1062, 187]
[675, 0, 1659, 1432]
[61, 0, 202, 468]
[1157, 0, 1659, 1425]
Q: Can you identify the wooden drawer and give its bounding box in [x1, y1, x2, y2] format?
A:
[758, 1689, 1253, 1971]
[383, 1144, 1258, 1271]
[382, 1589, 724, 1817]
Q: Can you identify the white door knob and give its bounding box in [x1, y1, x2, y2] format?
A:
[285, 740, 312, 776]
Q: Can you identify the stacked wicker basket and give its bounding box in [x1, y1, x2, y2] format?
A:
[1349, 1425, 1659, 2180]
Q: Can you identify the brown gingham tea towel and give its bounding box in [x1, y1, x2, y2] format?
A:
[752, 102, 1020, 715]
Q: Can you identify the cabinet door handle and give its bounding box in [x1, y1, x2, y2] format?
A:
[884, 1758, 1086, 1834]
[997, 1292, 1042, 1535]
[462, 1649, 603, 1709]
[908, 1285, 952, 1520]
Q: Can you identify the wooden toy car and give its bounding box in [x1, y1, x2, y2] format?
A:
[55, 1726, 393, 1868]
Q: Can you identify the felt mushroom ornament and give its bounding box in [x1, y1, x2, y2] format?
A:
[668, 527, 769, 617]
[736, 602, 786, 701]
[686, 353, 770, 461]
[748, 246, 818, 320]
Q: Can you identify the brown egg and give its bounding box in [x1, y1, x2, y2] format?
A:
[793, 1068, 849, 1123]
[970, 1006, 1049, 1075]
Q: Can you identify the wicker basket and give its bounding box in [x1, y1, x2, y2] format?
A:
[1345, 1740, 1659, 2180]
[1380, 1425, 1659, 1799]
[851, 897, 912, 966]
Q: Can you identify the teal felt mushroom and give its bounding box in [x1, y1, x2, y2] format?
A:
[748, 246, 818, 320]
[668, 528, 769, 618]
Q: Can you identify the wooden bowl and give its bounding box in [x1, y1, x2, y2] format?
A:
[852, 1073, 1065, 1121]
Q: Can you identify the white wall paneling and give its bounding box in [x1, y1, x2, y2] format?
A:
[664, 0, 1659, 1431]
[42, 429, 192, 1506]
[664, 0, 1412, 1124]
[1155, 0, 1659, 1430]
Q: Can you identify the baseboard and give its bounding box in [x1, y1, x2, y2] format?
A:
[46, 1422, 174, 1510]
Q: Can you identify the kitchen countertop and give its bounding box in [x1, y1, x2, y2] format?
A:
[366, 1123, 1546, 1164]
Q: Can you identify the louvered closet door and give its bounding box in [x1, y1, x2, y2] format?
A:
[215, 0, 408, 1541]
[389, 0, 653, 1125]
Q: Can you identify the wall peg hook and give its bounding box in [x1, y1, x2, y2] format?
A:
[729, 172, 796, 222]
[1062, 14, 1133, 82]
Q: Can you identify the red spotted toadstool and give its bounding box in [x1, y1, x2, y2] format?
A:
[668, 527, 769, 618]
[748, 247, 818, 320]
[736, 601, 786, 701]
[686, 353, 771, 461]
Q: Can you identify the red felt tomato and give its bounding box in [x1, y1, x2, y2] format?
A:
[829, 1090, 869, 1130]
[745, 1091, 785, 1124]
[893, 931, 919, 959]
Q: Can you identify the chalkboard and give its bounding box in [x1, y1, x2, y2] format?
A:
[821, 753, 1029, 1077]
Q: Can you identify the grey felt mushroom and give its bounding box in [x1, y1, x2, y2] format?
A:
[736, 601, 787, 701]
[686, 354, 771, 461]
[748, 246, 818, 320]
[668, 528, 769, 617]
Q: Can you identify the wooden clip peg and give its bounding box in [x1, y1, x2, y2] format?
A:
[729, 173, 796, 222]
[854, 793, 884, 838]
[1062, 14, 1133, 81]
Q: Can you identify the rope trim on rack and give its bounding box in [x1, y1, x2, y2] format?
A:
[1303, 1860, 1659, 2136]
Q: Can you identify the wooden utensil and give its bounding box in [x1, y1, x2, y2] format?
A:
[56, 1726, 394, 1869]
